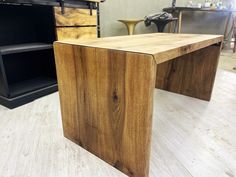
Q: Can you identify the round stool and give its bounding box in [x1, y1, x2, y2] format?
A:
[118, 19, 143, 35]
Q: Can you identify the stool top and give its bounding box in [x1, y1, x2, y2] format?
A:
[118, 19, 144, 23]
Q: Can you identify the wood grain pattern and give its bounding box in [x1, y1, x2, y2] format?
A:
[56, 27, 97, 40]
[54, 43, 157, 177]
[155, 44, 222, 101]
[54, 34, 223, 177]
[60, 33, 223, 64]
[53, 44, 79, 141]
[54, 7, 97, 26]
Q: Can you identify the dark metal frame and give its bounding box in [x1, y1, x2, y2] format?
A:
[0, 54, 9, 98]
[97, 2, 101, 37]
[172, 0, 176, 8]
[0, 0, 95, 9]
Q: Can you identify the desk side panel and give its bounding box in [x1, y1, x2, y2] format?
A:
[54, 42, 157, 177]
[54, 43, 80, 140]
[155, 44, 221, 101]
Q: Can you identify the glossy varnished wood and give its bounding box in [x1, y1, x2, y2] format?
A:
[54, 7, 97, 26]
[54, 6, 97, 41]
[56, 27, 97, 40]
[54, 43, 157, 177]
[155, 44, 222, 101]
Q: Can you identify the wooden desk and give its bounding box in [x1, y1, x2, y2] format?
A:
[54, 33, 223, 177]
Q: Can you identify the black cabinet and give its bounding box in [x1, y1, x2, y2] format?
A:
[0, 5, 57, 108]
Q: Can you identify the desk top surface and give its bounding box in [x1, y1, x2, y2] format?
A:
[56, 33, 223, 64]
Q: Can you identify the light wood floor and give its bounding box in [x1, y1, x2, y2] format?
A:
[0, 52, 235, 177]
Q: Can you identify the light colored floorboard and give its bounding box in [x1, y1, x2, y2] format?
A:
[0, 51, 235, 177]
[219, 50, 236, 73]
[0, 96, 126, 177]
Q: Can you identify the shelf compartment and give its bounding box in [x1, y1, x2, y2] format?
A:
[0, 83, 58, 109]
[9, 76, 57, 98]
[0, 4, 57, 109]
[0, 43, 52, 55]
[2, 49, 56, 86]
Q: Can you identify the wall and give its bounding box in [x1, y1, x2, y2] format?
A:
[99, 0, 233, 37]
[99, 0, 191, 37]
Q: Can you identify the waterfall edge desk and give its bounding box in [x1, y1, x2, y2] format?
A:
[54, 33, 223, 177]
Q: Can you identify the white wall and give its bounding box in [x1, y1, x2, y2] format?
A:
[99, 0, 191, 37]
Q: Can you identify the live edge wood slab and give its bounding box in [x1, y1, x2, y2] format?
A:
[53, 33, 223, 177]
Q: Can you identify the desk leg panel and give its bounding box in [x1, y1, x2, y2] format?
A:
[54, 43, 80, 140]
[54, 43, 157, 177]
[155, 44, 221, 101]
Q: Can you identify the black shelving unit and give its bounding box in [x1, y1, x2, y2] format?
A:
[0, 5, 57, 109]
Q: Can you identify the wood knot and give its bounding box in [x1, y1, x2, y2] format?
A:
[113, 160, 122, 168]
[112, 91, 119, 103]
[181, 45, 191, 53]
[113, 161, 134, 176]
[77, 140, 83, 147]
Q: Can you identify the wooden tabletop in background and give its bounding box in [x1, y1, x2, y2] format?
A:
[163, 7, 236, 13]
